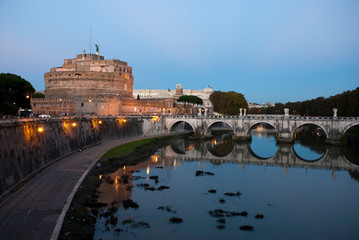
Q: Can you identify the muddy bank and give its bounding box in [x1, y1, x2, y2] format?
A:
[58, 134, 186, 240]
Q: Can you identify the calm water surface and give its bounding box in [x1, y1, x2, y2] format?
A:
[94, 131, 359, 240]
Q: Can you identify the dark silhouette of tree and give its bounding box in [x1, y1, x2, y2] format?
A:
[177, 95, 204, 114]
[0, 73, 35, 116]
[260, 87, 359, 117]
[209, 91, 247, 115]
[177, 95, 203, 105]
[32, 92, 45, 98]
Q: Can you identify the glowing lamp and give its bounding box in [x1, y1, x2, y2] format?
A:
[37, 127, 44, 133]
[98, 120, 102, 124]
[72, 122, 77, 127]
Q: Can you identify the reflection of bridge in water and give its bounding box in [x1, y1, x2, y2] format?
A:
[160, 141, 359, 176]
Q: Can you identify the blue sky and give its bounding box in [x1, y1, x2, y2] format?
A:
[0, 0, 358, 104]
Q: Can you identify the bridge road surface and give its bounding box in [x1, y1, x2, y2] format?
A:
[0, 136, 151, 240]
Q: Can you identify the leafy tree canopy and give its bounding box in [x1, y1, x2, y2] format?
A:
[177, 95, 203, 105]
[0, 73, 35, 116]
[209, 91, 247, 115]
[248, 87, 359, 117]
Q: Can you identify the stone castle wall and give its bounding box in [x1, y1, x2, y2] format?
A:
[0, 116, 160, 196]
[31, 97, 172, 116]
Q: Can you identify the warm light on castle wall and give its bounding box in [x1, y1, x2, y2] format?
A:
[118, 118, 127, 124]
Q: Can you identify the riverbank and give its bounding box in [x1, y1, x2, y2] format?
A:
[58, 134, 186, 240]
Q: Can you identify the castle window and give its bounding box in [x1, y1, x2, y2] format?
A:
[75, 73, 82, 76]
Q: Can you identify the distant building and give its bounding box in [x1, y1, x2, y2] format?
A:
[134, 84, 213, 114]
[248, 102, 275, 109]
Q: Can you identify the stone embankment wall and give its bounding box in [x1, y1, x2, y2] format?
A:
[0, 116, 162, 196]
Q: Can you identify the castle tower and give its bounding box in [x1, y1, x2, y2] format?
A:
[174, 84, 183, 98]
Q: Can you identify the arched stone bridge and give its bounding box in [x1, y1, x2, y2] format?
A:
[164, 115, 359, 144]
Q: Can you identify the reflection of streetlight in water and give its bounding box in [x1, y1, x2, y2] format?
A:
[188, 144, 194, 151]
[114, 176, 119, 192]
[147, 165, 150, 175]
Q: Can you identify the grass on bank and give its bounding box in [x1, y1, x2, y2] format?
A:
[101, 137, 161, 159]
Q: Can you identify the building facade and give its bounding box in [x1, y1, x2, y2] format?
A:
[32, 51, 212, 116]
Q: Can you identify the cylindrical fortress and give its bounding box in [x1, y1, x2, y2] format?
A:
[44, 53, 134, 98]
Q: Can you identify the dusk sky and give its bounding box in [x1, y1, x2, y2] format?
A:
[0, 0, 358, 104]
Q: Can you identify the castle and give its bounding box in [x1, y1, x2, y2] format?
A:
[31, 50, 212, 116]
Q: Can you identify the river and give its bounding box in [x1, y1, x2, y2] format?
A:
[94, 130, 359, 240]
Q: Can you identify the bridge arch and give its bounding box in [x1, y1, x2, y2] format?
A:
[206, 134, 235, 157]
[205, 121, 235, 134]
[293, 122, 328, 139]
[247, 144, 277, 160]
[168, 120, 195, 133]
[342, 123, 359, 135]
[247, 121, 279, 135]
[169, 138, 196, 155]
[292, 146, 327, 162]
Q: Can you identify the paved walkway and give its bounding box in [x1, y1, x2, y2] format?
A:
[0, 136, 150, 240]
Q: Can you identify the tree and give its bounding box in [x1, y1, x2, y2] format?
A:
[0, 73, 35, 116]
[177, 95, 204, 114]
[263, 87, 359, 117]
[209, 91, 247, 115]
[177, 95, 203, 105]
